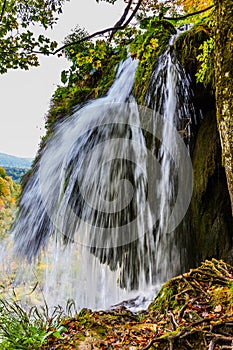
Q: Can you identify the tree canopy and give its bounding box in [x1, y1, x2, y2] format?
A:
[0, 0, 67, 73]
[0, 0, 214, 73]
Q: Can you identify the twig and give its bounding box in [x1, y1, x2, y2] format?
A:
[208, 339, 216, 350]
[185, 339, 194, 348]
[178, 302, 188, 320]
[190, 317, 219, 328]
[204, 334, 208, 348]
[168, 311, 179, 330]
[217, 330, 233, 338]
[141, 338, 157, 350]
[187, 311, 204, 323]
[51, 0, 143, 55]
[109, 0, 133, 40]
[210, 334, 233, 342]
[0, 0, 7, 22]
[141, 318, 217, 350]
[178, 298, 198, 319]
[181, 275, 199, 294]
[176, 287, 193, 298]
[191, 279, 209, 296]
[164, 5, 214, 21]
[31, 3, 215, 57]
[215, 259, 233, 273]
[200, 262, 229, 280]
[169, 339, 174, 350]
[178, 118, 191, 134]
[25, 282, 39, 296]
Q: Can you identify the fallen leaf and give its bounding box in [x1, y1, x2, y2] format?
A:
[214, 305, 222, 313]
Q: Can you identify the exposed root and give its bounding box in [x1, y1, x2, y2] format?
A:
[42, 259, 233, 350]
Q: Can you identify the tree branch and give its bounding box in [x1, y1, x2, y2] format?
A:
[50, 0, 143, 55]
[119, 0, 143, 27]
[0, 0, 7, 22]
[109, 0, 133, 40]
[164, 5, 214, 21]
[33, 2, 213, 57]
[113, 0, 133, 28]
[141, 317, 221, 350]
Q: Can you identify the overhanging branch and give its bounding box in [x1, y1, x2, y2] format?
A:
[0, 0, 7, 22]
[45, 0, 143, 55]
[113, 0, 133, 28]
[164, 4, 214, 21]
[109, 0, 133, 40]
[33, 2, 214, 57]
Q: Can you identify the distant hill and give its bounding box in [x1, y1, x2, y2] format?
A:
[0, 153, 33, 169]
[3, 167, 28, 184]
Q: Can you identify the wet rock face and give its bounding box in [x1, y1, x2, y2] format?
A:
[191, 110, 233, 265]
[171, 21, 233, 267]
[215, 0, 233, 214]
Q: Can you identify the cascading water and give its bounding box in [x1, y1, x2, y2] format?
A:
[11, 26, 196, 311]
[144, 26, 196, 283]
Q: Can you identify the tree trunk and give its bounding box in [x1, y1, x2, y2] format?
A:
[215, 0, 233, 214]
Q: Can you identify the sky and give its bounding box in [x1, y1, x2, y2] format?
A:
[0, 0, 125, 158]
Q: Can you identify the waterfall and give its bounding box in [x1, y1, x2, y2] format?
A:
[144, 27, 196, 282]
[11, 27, 195, 311]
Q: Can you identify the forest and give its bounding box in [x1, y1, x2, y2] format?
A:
[3, 167, 28, 183]
[0, 167, 20, 238]
[0, 0, 233, 349]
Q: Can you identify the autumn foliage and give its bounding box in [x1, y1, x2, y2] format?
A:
[178, 0, 214, 12]
[0, 167, 20, 237]
[41, 259, 233, 349]
[129, 0, 214, 16]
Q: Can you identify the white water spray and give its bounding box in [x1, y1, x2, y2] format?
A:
[9, 27, 195, 311]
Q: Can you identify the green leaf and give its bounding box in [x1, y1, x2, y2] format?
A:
[61, 70, 68, 84]
[52, 331, 63, 339]
[57, 326, 68, 333]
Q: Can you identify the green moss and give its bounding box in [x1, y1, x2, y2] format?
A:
[40, 46, 127, 148]
[133, 20, 176, 104]
[191, 111, 233, 262]
[174, 24, 214, 88]
[75, 309, 108, 337]
[192, 111, 217, 199]
[39, 20, 176, 149]
[148, 283, 179, 313]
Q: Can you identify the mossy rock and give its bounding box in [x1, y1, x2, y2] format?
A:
[174, 24, 213, 84]
[133, 20, 176, 104]
[191, 110, 233, 263]
[42, 259, 233, 350]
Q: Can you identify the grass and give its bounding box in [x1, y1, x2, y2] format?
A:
[0, 260, 233, 349]
[0, 298, 76, 349]
[0, 299, 46, 349]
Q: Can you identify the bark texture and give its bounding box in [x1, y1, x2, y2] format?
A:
[215, 0, 233, 214]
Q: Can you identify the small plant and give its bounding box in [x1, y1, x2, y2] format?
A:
[60, 39, 112, 86]
[130, 35, 159, 64]
[195, 37, 214, 84]
[0, 298, 75, 349]
[0, 299, 46, 349]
